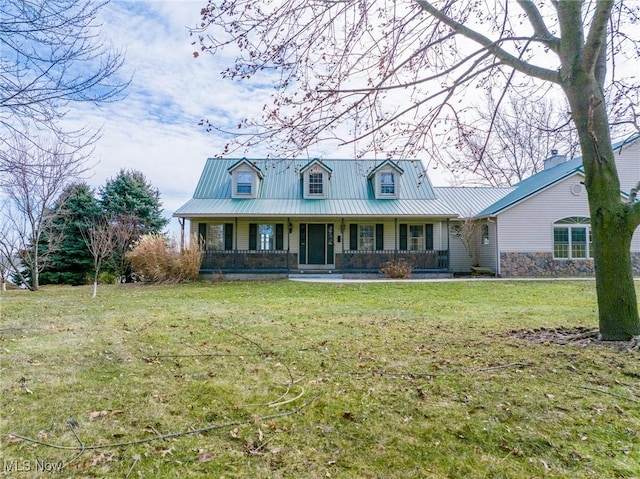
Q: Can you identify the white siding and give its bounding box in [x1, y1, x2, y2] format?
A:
[614, 139, 640, 194]
[479, 221, 497, 271]
[449, 233, 472, 273]
[614, 140, 640, 251]
[497, 174, 590, 253]
[448, 220, 496, 273]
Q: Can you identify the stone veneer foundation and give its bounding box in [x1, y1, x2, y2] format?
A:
[500, 252, 640, 277]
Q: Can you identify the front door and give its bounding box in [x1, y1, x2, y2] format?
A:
[307, 224, 326, 265]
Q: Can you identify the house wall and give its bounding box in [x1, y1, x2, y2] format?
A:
[498, 174, 590, 253]
[448, 220, 497, 274]
[449, 232, 471, 273]
[496, 146, 640, 276]
[614, 138, 640, 194]
[190, 217, 448, 259]
[496, 174, 592, 276]
[479, 221, 498, 272]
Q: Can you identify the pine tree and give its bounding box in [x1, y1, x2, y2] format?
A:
[40, 183, 100, 285]
[99, 170, 168, 282]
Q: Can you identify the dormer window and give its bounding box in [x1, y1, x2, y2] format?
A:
[236, 171, 253, 195]
[368, 160, 403, 199]
[228, 159, 263, 199]
[309, 173, 323, 195]
[300, 159, 331, 199]
[380, 172, 395, 195]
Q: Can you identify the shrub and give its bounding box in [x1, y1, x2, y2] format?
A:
[127, 234, 203, 283]
[380, 259, 412, 279]
[172, 235, 204, 282]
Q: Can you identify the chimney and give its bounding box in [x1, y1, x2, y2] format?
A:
[543, 149, 567, 169]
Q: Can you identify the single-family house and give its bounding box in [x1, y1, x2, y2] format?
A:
[449, 133, 640, 277]
[173, 133, 640, 278]
[173, 158, 457, 278]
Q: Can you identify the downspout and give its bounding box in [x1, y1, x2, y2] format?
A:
[494, 217, 500, 277]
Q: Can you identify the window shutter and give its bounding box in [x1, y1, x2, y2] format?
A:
[249, 223, 257, 250]
[399, 224, 407, 250]
[350, 224, 358, 250]
[275, 223, 284, 250]
[224, 223, 233, 250]
[426, 224, 434, 250]
[198, 223, 207, 249]
[375, 224, 384, 250]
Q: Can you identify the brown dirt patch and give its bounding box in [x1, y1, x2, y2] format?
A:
[510, 326, 640, 352]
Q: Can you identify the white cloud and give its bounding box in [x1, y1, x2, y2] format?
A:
[61, 1, 455, 238]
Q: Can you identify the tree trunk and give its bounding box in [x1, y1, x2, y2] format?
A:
[93, 270, 99, 298]
[31, 266, 39, 291]
[564, 77, 640, 340]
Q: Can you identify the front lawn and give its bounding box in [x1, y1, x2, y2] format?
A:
[1, 280, 638, 477]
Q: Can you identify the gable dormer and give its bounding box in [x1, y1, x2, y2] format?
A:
[300, 159, 332, 199]
[228, 159, 263, 199]
[367, 160, 403, 199]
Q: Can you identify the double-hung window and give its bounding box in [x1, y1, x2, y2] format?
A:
[309, 173, 323, 195]
[359, 225, 375, 251]
[259, 224, 275, 251]
[553, 217, 592, 259]
[409, 225, 424, 251]
[380, 172, 395, 195]
[236, 171, 252, 195]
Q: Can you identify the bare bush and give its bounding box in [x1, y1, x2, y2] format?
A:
[173, 234, 204, 282]
[127, 234, 203, 283]
[380, 259, 412, 279]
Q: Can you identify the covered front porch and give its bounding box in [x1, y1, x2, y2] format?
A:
[200, 249, 449, 274]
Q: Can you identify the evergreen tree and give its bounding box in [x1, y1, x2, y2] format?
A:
[100, 169, 168, 236]
[99, 170, 168, 282]
[40, 183, 100, 285]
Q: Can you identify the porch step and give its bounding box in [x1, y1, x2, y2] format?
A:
[288, 272, 344, 280]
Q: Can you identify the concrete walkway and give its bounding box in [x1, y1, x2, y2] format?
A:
[288, 276, 598, 283]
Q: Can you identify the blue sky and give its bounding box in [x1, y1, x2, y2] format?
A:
[62, 1, 271, 236]
[62, 1, 454, 237]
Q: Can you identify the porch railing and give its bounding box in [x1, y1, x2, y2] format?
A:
[337, 250, 449, 271]
[200, 249, 448, 273]
[201, 250, 296, 272]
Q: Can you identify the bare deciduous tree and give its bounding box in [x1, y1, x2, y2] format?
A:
[0, 0, 127, 145]
[104, 214, 138, 284]
[194, 0, 640, 340]
[451, 218, 482, 267]
[0, 136, 89, 290]
[80, 216, 115, 298]
[445, 93, 580, 186]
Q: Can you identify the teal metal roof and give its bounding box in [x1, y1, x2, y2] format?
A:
[434, 186, 514, 217]
[475, 158, 584, 217]
[475, 132, 640, 217]
[175, 158, 457, 218]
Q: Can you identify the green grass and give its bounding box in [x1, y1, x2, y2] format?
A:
[1, 280, 639, 478]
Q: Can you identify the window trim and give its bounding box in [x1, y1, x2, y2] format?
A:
[358, 224, 375, 251]
[553, 217, 592, 260]
[236, 171, 253, 195]
[408, 224, 425, 251]
[379, 172, 395, 196]
[308, 172, 323, 195]
[481, 224, 490, 245]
